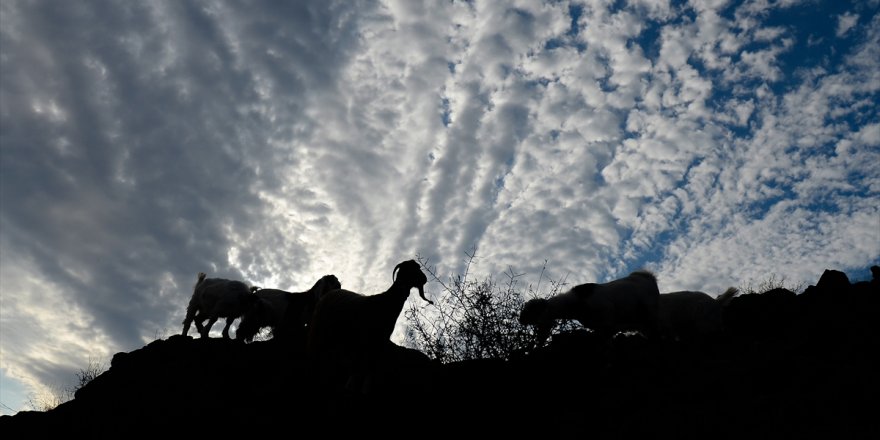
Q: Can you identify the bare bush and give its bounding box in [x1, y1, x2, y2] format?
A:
[741, 273, 805, 295]
[24, 358, 106, 412]
[25, 385, 66, 412]
[404, 250, 574, 363]
[72, 358, 105, 393]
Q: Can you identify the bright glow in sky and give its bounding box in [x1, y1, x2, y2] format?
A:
[1, 0, 878, 415]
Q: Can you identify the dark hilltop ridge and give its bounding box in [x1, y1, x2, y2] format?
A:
[2, 266, 879, 438]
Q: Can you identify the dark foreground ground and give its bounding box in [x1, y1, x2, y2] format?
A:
[2, 268, 878, 438]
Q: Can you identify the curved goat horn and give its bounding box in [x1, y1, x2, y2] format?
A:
[393, 262, 403, 282]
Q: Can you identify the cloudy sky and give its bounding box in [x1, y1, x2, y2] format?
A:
[1, 0, 878, 414]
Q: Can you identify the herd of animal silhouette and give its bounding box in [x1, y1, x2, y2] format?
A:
[181, 259, 737, 373]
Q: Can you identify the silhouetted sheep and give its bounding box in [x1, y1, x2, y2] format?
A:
[658, 287, 738, 342]
[306, 260, 432, 392]
[181, 272, 259, 339]
[723, 287, 797, 341]
[519, 270, 660, 344]
[236, 274, 341, 343]
[852, 265, 880, 294]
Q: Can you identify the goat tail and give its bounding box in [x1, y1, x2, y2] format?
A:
[716, 287, 739, 306]
[193, 272, 208, 292]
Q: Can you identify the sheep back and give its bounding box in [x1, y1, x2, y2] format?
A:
[573, 270, 660, 337]
[194, 278, 254, 318]
[253, 289, 291, 324]
[658, 291, 723, 341]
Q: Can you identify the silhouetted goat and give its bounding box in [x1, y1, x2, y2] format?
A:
[307, 260, 432, 392]
[181, 272, 258, 339]
[519, 270, 660, 344]
[236, 274, 341, 343]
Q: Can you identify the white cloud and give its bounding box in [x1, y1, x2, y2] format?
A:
[837, 12, 859, 37]
[855, 122, 880, 145]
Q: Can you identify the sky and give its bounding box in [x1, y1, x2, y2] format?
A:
[1, 0, 878, 414]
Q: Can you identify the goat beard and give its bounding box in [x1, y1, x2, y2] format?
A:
[418, 285, 433, 305]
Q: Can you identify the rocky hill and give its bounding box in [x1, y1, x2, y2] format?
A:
[2, 267, 878, 438]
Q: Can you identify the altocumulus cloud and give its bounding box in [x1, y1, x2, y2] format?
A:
[1, 0, 877, 414]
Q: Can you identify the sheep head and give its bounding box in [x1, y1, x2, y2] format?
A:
[520, 298, 553, 345]
[519, 298, 549, 325]
[235, 298, 269, 343]
[313, 274, 342, 294]
[393, 260, 432, 305]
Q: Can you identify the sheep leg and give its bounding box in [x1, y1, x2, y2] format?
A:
[221, 317, 235, 339]
[193, 316, 208, 337]
[193, 313, 205, 335]
[182, 310, 199, 336]
[181, 318, 193, 337]
[202, 316, 218, 338]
